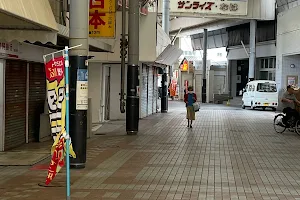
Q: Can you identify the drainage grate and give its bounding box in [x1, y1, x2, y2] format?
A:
[38, 182, 65, 188]
[272, 141, 285, 144]
[230, 130, 244, 132]
[159, 143, 176, 145]
[259, 135, 279, 138]
[96, 145, 120, 149]
[95, 133, 106, 136]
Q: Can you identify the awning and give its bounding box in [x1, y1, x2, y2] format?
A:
[0, 0, 58, 44]
[155, 44, 183, 66]
[0, 30, 57, 44]
[58, 24, 112, 53]
[191, 29, 228, 50]
[0, 0, 58, 31]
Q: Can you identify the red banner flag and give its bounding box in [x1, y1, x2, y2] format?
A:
[45, 137, 65, 185]
[44, 56, 76, 186]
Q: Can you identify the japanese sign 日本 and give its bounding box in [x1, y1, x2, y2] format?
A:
[170, 0, 248, 16]
[89, 0, 116, 38]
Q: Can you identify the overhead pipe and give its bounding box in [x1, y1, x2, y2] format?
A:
[62, 0, 68, 26]
[162, 0, 170, 36]
[120, 0, 127, 113]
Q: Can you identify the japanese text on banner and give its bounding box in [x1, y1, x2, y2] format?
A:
[44, 56, 76, 185]
[89, 0, 116, 38]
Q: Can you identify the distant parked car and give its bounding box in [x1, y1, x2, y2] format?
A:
[242, 80, 278, 111]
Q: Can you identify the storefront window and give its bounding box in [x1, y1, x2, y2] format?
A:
[259, 57, 276, 81]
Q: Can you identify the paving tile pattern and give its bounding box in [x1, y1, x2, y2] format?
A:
[1, 102, 300, 199]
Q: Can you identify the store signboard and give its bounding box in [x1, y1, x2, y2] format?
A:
[0, 41, 19, 58]
[89, 0, 116, 38]
[76, 69, 89, 110]
[170, 0, 248, 16]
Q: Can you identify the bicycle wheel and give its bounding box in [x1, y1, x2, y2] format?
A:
[274, 114, 286, 133]
[295, 120, 300, 136]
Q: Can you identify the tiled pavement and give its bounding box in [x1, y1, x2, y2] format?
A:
[2, 102, 300, 199]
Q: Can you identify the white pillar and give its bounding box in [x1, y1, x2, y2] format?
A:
[249, 20, 257, 81]
[0, 59, 5, 151]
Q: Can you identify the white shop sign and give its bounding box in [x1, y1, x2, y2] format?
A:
[170, 0, 248, 16]
[0, 41, 19, 58]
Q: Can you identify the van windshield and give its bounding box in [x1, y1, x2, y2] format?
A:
[257, 82, 277, 92]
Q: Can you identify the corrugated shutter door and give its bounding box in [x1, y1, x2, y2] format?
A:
[147, 67, 153, 116]
[5, 60, 27, 150]
[140, 65, 148, 118]
[153, 68, 157, 113]
[29, 63, 46, 142]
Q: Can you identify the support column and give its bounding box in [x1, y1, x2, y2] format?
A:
[162, 0, 170, 36]
[126, 0, 140, 135]
[226, 61, 230, 94]
[161, 72, 168, 113]
[249, 20, 256, 82]
[162, 0, 170, 111]
[202, 29, 208, 103]
[0, 59, 4, 152]
[69, 0, 89, 168]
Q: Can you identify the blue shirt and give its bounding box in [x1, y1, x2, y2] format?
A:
[187, 93, 194, 106]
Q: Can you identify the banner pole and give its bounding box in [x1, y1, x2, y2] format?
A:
[64, 46, 71, 199]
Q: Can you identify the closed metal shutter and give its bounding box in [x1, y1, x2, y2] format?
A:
[153, 68, 157, 113]
[28, 63, 46, 142]
[5, 60, 27, 150]
[147, 67, 153, 116]
[140, 65, 148, 118]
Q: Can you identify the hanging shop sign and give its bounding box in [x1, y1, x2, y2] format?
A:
[89, 0, 116, 38]
[0, 41, 19, 58]
[180, 59, 189, 71]
[170, 0, 248, 16]
[76, 69, 89, 110]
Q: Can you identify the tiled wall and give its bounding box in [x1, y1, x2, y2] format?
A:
[281, 55, 300, 88]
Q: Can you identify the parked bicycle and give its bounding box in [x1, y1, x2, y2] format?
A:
[273, 112, 300, 135]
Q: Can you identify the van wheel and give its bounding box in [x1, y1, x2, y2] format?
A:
[272, 107, 276, 111]
[242, 105, 245, 109]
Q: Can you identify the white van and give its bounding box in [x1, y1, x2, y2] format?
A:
[242, 80, 278, 111]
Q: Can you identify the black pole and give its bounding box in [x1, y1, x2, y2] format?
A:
[202, 29, 208, 103]
[161, 72, 168, 113]
[69, 56, 88, 168]
[202, 79, 206, 103]
[126, 65, 139, 134]
[126, 0, 140, 135]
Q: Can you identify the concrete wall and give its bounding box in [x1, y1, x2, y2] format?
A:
[90, 12, 157, 63]
[276, 5, 300, 91]
[109, 64, 128, 120]
[88, 62, 102, 123]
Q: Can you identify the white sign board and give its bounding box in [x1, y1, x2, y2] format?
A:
[76, 69, 88, 110]
[170, 0, 248, 16]
[0, 41, 19, 58]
